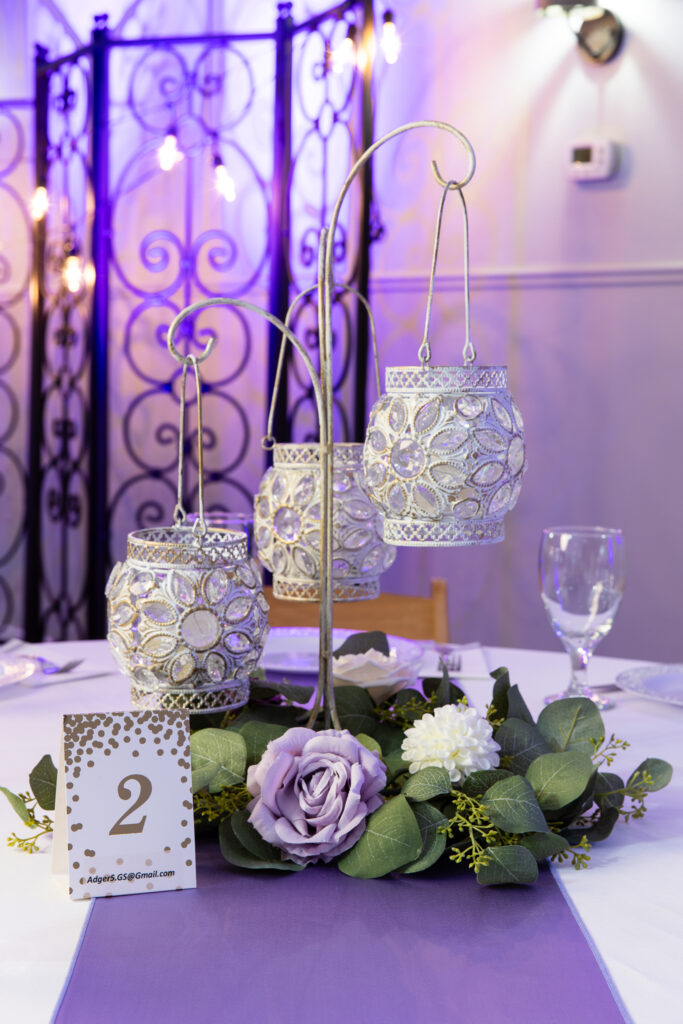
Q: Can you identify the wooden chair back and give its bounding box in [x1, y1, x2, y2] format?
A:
[263, 578, 449, 643]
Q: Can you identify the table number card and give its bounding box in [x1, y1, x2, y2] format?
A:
[52, 710, 197, 900]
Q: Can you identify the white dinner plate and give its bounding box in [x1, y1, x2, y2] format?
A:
[0, 655, 38, 688]
[615, 663, 683, 707]
[261, 626, 422, 680]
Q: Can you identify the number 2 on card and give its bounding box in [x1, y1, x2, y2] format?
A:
[109, 773, 153, 836]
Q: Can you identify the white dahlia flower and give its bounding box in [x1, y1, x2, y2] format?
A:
[401, 704, 500, 783]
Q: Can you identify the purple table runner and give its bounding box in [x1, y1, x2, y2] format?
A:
[53, 841, 625, 1024]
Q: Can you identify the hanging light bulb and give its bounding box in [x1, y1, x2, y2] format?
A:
[62, 249, 85, 294]
[158, 130, 183, 172]
[214, 154, 237, 202]
[30, 186, 49, 221]
[380, 11, 401, 64]
[331, 23, 357, 73]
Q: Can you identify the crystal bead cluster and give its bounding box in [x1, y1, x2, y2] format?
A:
[254, 443, 396, 600]
[362, 365, 526, 546]
[106, 525, 269, 712]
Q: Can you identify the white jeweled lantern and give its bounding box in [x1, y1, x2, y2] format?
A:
[106, 525, 269, 712]
[362, 364, 526, 546]
[254, 442, 396, 600]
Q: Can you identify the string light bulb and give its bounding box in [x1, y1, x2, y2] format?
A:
[62, 248, 85, 295]
[380, 11, 401, 64]
[332, 23, 357, 73]
[158, 130, 183, 172]
[214, 154, 237, 203]
[30, 186, 49, 221]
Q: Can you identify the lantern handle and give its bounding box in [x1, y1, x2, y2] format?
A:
[264, 270, 381, 448]
[417, 179, 474, 368]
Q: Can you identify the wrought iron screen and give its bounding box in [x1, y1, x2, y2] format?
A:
[26, 1, 377, 641]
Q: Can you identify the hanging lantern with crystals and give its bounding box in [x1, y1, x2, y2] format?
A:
[107, 525, 268, 712]
[253, 283, 396, 601]
[254, 442, 396, 600]
[106, 356, 269, 714]
[363, 366, 525, 545]
[359, 139, 526, 546]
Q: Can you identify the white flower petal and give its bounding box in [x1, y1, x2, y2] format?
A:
[401, 704, 500, 783]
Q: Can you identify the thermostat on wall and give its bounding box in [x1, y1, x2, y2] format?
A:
[568, 139, 619, 181]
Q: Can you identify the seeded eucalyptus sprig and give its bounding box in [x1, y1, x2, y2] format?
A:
[2, 753, 57, 854]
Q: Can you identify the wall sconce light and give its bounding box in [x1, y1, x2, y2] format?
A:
[158, 129, 184, 171]
[536, 2, 624, 63]
[213, 153, 237, 203]
[380, 11, 401, 65]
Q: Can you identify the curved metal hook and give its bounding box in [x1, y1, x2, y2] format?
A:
[167, 313, 217, 366]
[431, 155, 476, 190]
[322, 120, 477, 382]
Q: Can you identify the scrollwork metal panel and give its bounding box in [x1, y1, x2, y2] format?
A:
[0, 101, 32, 638]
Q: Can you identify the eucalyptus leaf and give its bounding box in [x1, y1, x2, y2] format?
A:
[232, 704, 303, 729]
[594, 771, 625, 812]
[506, 684, 534, 725]
[526, 751, 596, 812]
[562, 806, 620, 846]
[218, 816, 304, 872]
[461, 769, 514, 799]
[401, 802, 448, 874]
[476, 844, 539, 886]
[29, 753, 58, 811]
[249, 680, 314, 704]
[373, 723, 405, 754]
[518, 831, 570, 861]
[0, 786, 34, 825]
[489, 668, 511, 720]
[334, 685, 378, 735]
[548, 771, 598, 824]
[481, 775, 548, 834]
[627, 758, 673, 792]
[423, 664, 466, 708]
[355, 733, 383, 757]
[334, 630, 390, 658]
[537, 698, 604, 754]
[337, 795, 422, 878]
[229, 807, 290, 864]
[402, 766, 451, 802]
[384, 749, 410, 782]
[237, 721, 289, 765]
[494, 718, 552, 774]
[190, 728, 247, 793]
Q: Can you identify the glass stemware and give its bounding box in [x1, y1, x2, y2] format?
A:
[539, 526, 625, 710]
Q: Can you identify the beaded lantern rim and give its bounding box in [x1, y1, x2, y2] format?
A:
[384, 365, 508, 392]
[381, 516, 505, 547]
[271, 577, 381, 602]
[272, 441, 364, 468]
[126, 526, 248, 569]
[130, 678, 250, 714]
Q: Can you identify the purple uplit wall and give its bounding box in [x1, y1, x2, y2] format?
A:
[366, 0, 683, 661]
[2, 0, 682, 659]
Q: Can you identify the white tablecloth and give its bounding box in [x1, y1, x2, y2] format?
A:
[0, 639, 681, 1024]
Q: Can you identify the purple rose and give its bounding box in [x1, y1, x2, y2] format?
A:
[246, 727, 386, 865]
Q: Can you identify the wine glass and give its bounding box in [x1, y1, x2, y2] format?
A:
[539, 526, 625, 710]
